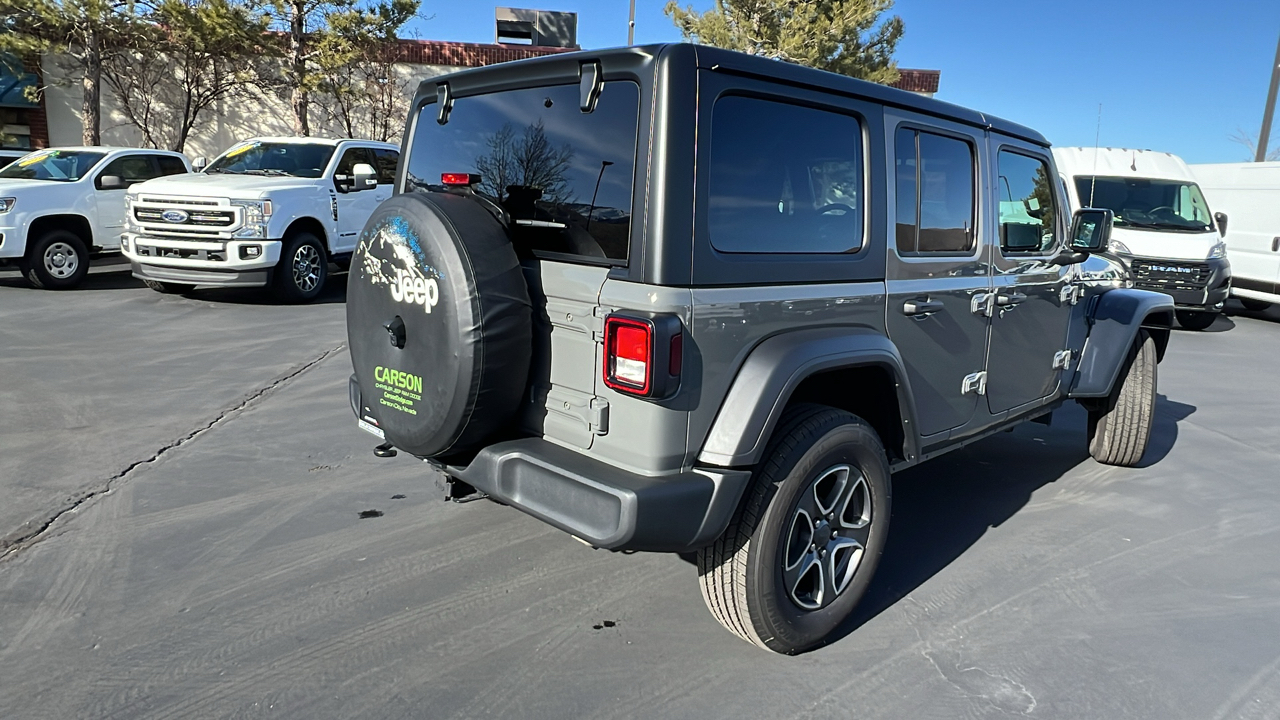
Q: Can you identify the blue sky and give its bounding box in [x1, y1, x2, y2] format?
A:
[409, 1, 1280, 164]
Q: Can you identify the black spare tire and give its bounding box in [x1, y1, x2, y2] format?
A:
[347, 192, 531, 458]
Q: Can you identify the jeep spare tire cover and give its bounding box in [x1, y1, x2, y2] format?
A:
[347, 192, 531, 458]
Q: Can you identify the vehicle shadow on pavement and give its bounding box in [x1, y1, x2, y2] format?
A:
[185, 270, 349, 305]
[828, 394, 1195, 645]
[0, 264, 146, 291]
[1225, 300, 1280, 325]
[1183, 314, 1235, 333]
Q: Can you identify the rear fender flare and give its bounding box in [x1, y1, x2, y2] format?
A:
[1070, 288, 1174, 398]
[697, 327, 920, 467]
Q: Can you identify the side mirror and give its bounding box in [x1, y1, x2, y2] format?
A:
[99, 175, 125, 190]
[1214, 211, 1228, 237]
[192, 157, 207, 172]
[1070, 207, 1113, 252]
[352, 162, 377, 191]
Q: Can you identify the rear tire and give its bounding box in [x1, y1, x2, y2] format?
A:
[21, 230, 89, 289]
[273, 232, 327, 303]
[1175, 310, 1217, 331]
[142, 279, 195, 295]
[1086, 330, 1157, 467]
[697, 404, 891, 654]
[1240, 299, 1272, 312]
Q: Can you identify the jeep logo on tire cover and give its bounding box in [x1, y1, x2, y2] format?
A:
[355, 215, 442, 314]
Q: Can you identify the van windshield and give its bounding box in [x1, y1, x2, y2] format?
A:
[405, 81, 640, 263]
[205, 142, 335, 178]
[1074, 176, 1214, 232]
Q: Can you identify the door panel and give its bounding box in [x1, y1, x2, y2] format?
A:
[95, 154, 161, 247]
[334, 147, 382, 253]
[884, 115, 992, 438]
[985, 143, 1074, 413]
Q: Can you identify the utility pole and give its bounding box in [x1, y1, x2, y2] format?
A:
[628, 0, 636, 45]
[1257, 29, 1280, 162]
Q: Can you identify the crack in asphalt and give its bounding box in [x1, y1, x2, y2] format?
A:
[0, 343, 346, 561]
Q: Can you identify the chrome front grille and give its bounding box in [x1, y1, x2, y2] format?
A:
[134, 208, 236, 227]
[131, 195, 241, 239]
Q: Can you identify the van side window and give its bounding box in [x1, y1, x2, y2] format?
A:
[894, 128, 975, 254]
[708, 96, 863, 254]
[997, 150, 1058, 254]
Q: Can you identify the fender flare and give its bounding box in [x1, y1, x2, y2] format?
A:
[697, 327, 920, 468]
[1069, 288, 1174, 398]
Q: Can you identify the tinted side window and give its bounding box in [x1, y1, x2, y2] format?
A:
[335, 147, 373, 176]
[373, 149, 398, 184]
[997, 150, 1058, 254]
[709, 96, 863, 254]
[156, 155, 187, 176]
[97, 154, 158, 189]
[894, 128, 975, 254]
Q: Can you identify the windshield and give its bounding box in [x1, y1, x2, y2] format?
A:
[405, 81, 641, 263]
[0, 149, 107, 182]
[1074, 176, 1214, 232]
[205, 142, 335, 178]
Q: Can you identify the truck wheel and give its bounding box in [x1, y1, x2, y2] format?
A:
[142, 279, 195, 295]
[1086, 330, 1156, 467]
[697, 404, 891, 654]
[1175, 310, 1217, 331]
[1240, 299, 1272, 312]
[273, 232, 327, 303]
[21, 230, 89, 289]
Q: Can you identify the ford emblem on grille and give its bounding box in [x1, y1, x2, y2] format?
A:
[161, 209, 190, 223]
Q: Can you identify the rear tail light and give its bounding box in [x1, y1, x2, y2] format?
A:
[603, 314, 683, 398]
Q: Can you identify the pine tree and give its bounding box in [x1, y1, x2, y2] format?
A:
[664, 0, 904, 84]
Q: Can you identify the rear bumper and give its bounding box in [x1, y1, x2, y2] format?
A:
[131, 261, 270, 288]
[443, 438, 751, 552]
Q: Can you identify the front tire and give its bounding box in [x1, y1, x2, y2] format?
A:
[142, 279, 195, 295]
[1240, 299, 1272, 312]
[1086, 330, 1157, 467]
[21, 230, 89, 289]
[1175, 310, 1217, 330]
[273, 232, 327, 303]
[697, 405, 891, 654]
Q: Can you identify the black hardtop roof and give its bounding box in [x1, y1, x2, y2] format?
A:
[413, 43, 1048, 147]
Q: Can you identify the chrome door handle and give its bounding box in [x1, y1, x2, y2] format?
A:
[903, 299, 945, 317]
[996, 291, 1027, 307]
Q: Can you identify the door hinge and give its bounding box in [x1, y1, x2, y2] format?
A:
[1060, 284, 1082, 305]
[1052, 349, 1073, 370]
[589, 397, 610, 435]
[961, 371, 987, 395]
[591, 305, 608, 342]
[971, 291, 995, 318]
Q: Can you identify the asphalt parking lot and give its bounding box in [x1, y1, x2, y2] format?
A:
[3, 258, 1280, 719]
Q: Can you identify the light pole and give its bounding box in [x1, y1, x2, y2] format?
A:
[628, 0, 636, 46]
[1257, 30, 1280, 162]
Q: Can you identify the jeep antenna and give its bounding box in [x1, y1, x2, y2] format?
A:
[1089, 103, 1102, 207]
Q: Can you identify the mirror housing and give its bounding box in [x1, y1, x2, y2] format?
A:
[1069, 207, 1113, 253]
[192, 156, 207, 172]
[352, 162, 377, 191]
[99, 175, 125, 190]
[1214, 211, 1228, 237]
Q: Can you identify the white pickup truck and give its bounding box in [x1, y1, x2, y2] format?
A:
[123, 137, 398, 302]
[0, 147, 191, 288]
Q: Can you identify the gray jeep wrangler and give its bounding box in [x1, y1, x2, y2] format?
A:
[346, 44, 1174, 654]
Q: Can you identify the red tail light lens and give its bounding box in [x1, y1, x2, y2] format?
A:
[604, 317, 652, 394]
[441, 172, 480, 186]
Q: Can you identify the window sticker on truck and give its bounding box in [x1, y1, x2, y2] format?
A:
[355, 215, 442, 314]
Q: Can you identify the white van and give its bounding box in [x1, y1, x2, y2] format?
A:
[1054, 147, 1231, 330]
[1190, 162, 1280, 311]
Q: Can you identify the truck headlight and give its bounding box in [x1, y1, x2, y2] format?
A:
[1208, 241, 1227, 259]
[231, 199, 273, 239]
[1108, 239, 1132, 255]
[0, 197, 15, 213]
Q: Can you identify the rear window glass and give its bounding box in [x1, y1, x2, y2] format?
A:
[708, 96, 864, 254]
[406, 82, 640, 263]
